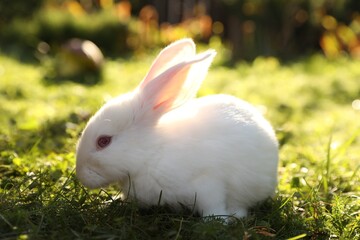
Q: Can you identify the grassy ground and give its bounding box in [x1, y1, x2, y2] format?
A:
[0, 49, 359, 239]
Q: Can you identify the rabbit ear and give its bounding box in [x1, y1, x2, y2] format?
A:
[139, 39, 196, 89]
[137, 49, 216, 120]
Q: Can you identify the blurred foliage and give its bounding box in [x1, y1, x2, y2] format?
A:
[1, 0, 360, 61]
[320, 15, 360, 59]
[0, 0, 44, 23]
[0, 8, 130, 57]
[220, 0, 360, 59]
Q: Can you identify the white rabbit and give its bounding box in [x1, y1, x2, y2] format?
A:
[76, 38, 279, 218]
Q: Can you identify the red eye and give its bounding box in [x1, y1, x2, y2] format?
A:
[96, 135, 112, 150]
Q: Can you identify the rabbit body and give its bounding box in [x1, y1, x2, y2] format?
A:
[123, 95, 277, 217]
[76, 39, 279, 218]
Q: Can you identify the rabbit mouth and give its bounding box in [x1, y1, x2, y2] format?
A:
[77, 166, 109, 189]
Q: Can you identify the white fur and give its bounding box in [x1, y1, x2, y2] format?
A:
[76, 39, 279, 218]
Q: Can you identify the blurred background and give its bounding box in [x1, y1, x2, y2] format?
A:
[1, 0, 360, 63]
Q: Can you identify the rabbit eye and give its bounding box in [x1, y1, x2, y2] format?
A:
[96, 135, 112, 150]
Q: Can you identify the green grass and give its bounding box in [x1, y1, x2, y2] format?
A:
[1, 50, 360, 239]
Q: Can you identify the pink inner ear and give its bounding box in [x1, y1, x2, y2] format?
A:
[139, 39, 195, 89]
[143, 63, 191, 112]
[153, 100, 171, 110]
[140, 50, 216, 117]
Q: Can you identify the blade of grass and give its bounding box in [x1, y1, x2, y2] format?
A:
[0, 213, 14, 229]
[323, 134, 333, 194]
[287, 233, 307, 240]
[332, 128, 360, 160]
[174, 218, 184, 240]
